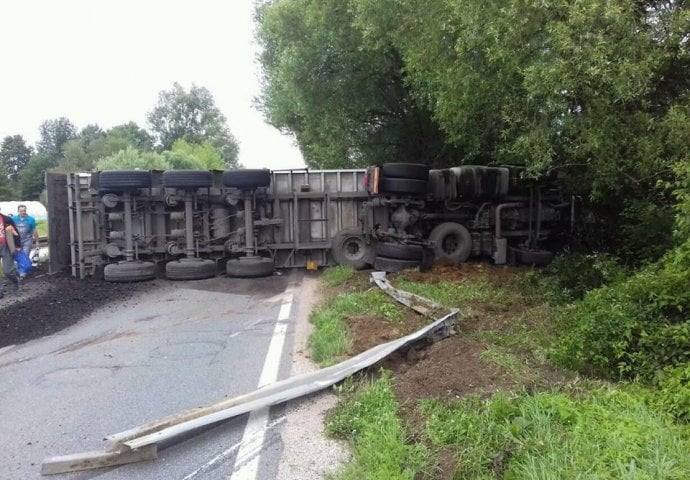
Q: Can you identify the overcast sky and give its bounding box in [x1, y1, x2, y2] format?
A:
[0, 0, 305, 170]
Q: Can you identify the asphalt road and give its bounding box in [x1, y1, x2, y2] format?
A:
[0, 270, 344, 480]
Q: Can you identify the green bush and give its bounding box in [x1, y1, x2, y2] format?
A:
[542, 253, 627, 302]
[654, 364, 690, 423]
[619, 200, 675, 265]
[553, 250, 690, 380]
[554, 163, 690, 381]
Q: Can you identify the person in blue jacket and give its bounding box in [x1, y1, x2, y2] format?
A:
[12, 204, 38, 279]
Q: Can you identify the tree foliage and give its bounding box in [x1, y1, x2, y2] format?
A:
[57, 122, 154, 173]
[0, 135, 33, 176]
[257, 0, 454, 168]
[95, 147, 168, 171]
[36, 117, 78, 164]
[146, 83, 239, 167]
[166, 139, 225, 170]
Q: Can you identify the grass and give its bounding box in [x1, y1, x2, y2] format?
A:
[326, 372, 429, 480]
[309, 286, 403, 366]
[36, 219, 48, 237]
[322, 265, 357, 287]
[421, 388, 690, 479]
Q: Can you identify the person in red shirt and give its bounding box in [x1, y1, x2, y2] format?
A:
[0, 208, 21, 297]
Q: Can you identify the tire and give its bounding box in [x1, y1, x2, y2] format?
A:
[162, 170, 213, 189]
[104, 261, 156, 282]
[166, 258, 217, 280]
[429, 222, 472, 264]
[99, 171, 152, 192]
[331, 228, 373, 270]
[223, 169, 271, 189]
[226, 257, 274, 277]
[375, 242, 424, 260]
[379, 178, 428, 196]
[513, 248, 554, 266]
[373, 256, 421, 273]
[381, 163, 430, 181]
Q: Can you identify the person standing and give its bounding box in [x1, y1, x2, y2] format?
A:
[12, 205, 39, 268]
[0, 208, 20, 297]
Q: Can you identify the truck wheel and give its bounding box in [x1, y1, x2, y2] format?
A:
[104, 261, 156, 282]
[429, 222, 472, 264]
[375, 242, 424, 260]
[379, 178, 428, 196]
[381, 163, 430, 181]
[226, 256, 274, 277]
[99, 170, 152, 192]
[162, 170, 213, 189]
[331, 228, 373, 270]
[166, 258, 217, 280]
[513, 248, 554, 266]
[222, 169, 271, 189]
[373, 256, 421, 273]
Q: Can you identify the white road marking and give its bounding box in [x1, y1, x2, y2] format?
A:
[180, 417, 286, 480]
[229, 294, 293, 479]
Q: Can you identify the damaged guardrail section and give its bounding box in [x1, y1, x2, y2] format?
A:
[41, 272, 458, 475]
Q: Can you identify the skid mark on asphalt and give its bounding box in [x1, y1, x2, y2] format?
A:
[50, 330, 141, 355]
[37, 365, 123, 387]
[149, 340, 226, 361]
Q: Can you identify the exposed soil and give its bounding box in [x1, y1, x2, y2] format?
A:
[0, 265, 154, 349]
[333, 262, 571, 479]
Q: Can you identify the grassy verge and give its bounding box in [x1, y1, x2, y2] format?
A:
[421, 387, 690, 479]
[326, 372, 429, 480]
[309, 266, 403, 366]
[312, 265, 690, 479]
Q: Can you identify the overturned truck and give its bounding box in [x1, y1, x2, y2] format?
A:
[46, 163, 573, 281]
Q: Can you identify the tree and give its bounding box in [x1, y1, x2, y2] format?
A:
[36, 117, 77, 165]
[57, 122, 157, 173]
[166, 140, 225, 170]
[0, 135, 33, 199]
[256, 0, 454, 168]
[107, 122, 154, 151]
[19, 154, 53, 200]
[0, 135, 33, 177]
[95, 147, 168, 171]
[147, 83, 239, 167]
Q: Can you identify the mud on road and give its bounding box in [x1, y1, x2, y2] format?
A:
[0, 266, 154, 349]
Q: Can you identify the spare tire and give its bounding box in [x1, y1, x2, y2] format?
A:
[226, 257, 274, 277]
[166, 258, 217, 280]
[379, 178, 428, 196]
[381, 163, 430, 181]
[223, 169, 271, 189]
[162, 170, 213, 189]
[373, 256, 420, 273]
[99, 171, 152, 192]
[429, 222, 472, 264]
[104, 261, 156, 282]
[513, 248, 554, 266]
[375, 242, 424, 260]
[331, 228, 373, 270]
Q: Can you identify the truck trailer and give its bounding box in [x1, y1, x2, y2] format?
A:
[46, 163, 572, 280]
